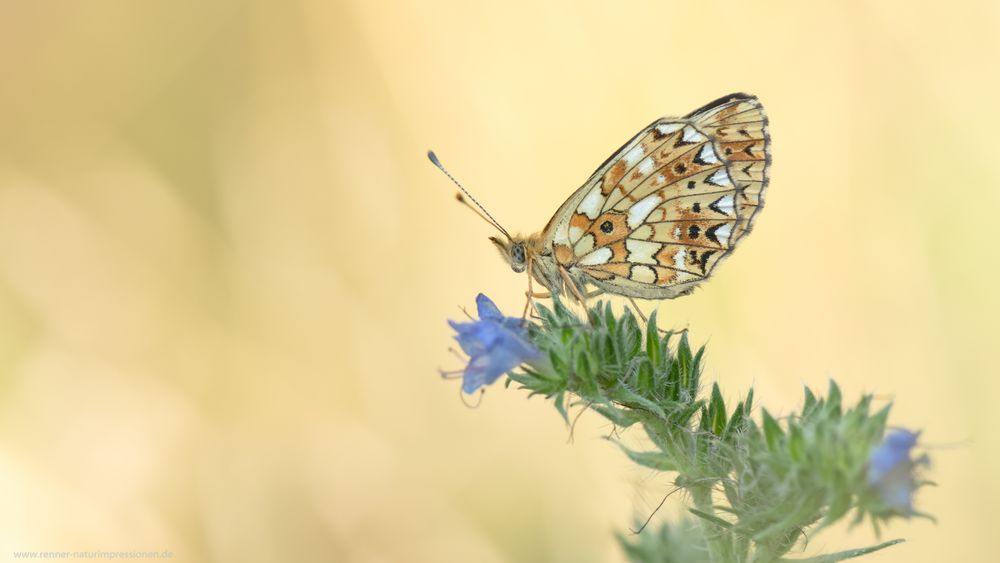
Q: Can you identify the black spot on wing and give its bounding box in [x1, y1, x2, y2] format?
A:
[708, 196, 731, 216]
[704, 170, 729, 187]
[698, 250, 716, 273]
[692, 146, 711, 165]
[673, 133, 696, 148]
[705, 224, 725, 245]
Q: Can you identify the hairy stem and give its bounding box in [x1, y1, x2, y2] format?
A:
[691, 485, 735, 563]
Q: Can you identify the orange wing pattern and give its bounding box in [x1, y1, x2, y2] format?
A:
[543, 93, 770, 299]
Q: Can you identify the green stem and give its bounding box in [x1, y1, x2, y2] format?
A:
[691, 485, 735, 563]
[750, 543, 780, 563]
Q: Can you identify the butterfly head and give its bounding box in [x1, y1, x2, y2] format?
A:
[490, 236, 529, 273]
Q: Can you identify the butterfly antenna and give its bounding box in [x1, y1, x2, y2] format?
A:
[427, 150, 512, 240]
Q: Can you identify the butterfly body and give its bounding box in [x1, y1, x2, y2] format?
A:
[488, 93, 771, 301]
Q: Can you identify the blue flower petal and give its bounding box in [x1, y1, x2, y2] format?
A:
[461, 343, 525, 394]
[448, 319, 501, 356]
[475, 293, 504, 321]
[448, 294, 541, 394]
[877, 478, 915, 514]
[461, 354, 497, 394]
[496, 328, 542, 361]
[868, 429, 923, 514]
[868, 430, 920, 483]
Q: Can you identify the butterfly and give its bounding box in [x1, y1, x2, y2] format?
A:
[430, 93, 771, 304]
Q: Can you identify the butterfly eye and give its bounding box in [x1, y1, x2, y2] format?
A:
[510, 243, 527, 270]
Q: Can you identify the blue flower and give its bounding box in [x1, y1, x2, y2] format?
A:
[448, 294, 541, 394]
[867, 429, 926, 515]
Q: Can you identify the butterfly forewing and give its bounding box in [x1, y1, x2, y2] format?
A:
[543, 93, 770, 299]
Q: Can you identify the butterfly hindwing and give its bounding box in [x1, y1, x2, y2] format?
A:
[544, 93, 770, 299]
[690, 94, 771, 244]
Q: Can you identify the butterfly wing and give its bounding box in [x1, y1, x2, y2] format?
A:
[542, 93, 770, 299]
[687, 93, 771, 245]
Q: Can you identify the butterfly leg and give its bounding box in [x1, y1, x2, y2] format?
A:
[627, 296, 649, 323]
[521, 257, 534, 319]
[522, 256, 549, 319]
[529, 288, 591, 300]
[627, 296, 685, 336]
[558, 265, 590, 309]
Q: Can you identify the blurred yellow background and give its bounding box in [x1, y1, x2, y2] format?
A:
[0, 1, 996, 561]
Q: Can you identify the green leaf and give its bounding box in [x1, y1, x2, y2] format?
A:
[676, 334, 692, 383]
[534, 302, 554, 325]
[789, 425, 806, 462]
[636, 359, 654, 395]
[803, 386, 817, 414]
[671, 402, 704, 426]
[762, 408, 784, 450]
[698, 405, 710, 432]
[689, 346, 704, 398]
[827, 380, 842, 416]
[722, 482, 740, 509]
[709, 383, 727, 436]
[591, 403, 637, 428]
[621, 311, 642, 358]
[854, 394, 872, 417]
[553, 392, 570, 424]
[575, 353, 599, 397]
[688, 508, 733, 529]
[871, 404, 891, 433]
[665, 358, 681, 402]
[714, 503, 741, 516]
[821, 470, 854, 528]
[724, 400, 745, 440]
[645, 310, 660, 366]
[823, 487, 852, 528]
[616, 443, 676, 471]
[779, 539, 904, 562]
[548, 350, 567, 380]
[611, 385, 666, 420]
